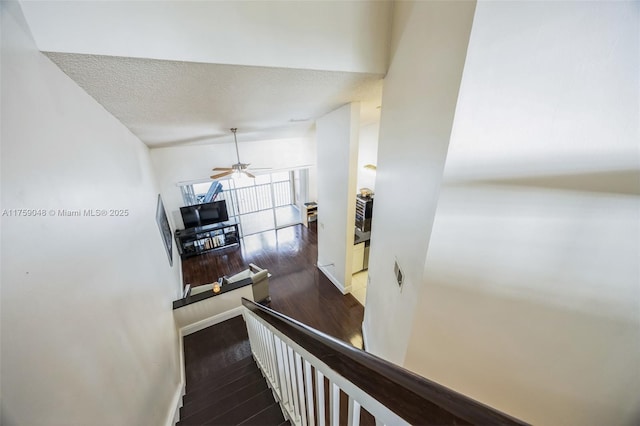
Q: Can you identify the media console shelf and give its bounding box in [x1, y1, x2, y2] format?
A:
[175, 220, 240, 258]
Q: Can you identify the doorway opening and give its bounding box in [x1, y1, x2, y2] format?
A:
[351, 270, 368, 306]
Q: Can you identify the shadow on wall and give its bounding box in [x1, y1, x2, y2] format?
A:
[450, 169, 640, 196]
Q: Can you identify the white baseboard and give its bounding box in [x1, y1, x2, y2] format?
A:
[165, 382, 184, 426]
[318, 264, 350, 294]
[362, 320, 370, 352]
[170, 327, 186, 426]
[180, 306, 244, 336]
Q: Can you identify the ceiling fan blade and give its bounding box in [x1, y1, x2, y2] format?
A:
[210, 170, 234, 179]
[213, 167, 233, 171]
[243, 171, 256, 179]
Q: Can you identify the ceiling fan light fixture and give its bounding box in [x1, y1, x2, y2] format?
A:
[211, 128, 271, 180]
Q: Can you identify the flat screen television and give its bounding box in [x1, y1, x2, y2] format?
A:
[180, 200, 229, 228]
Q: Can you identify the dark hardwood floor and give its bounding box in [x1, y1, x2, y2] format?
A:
[183, 222, 365, 415]
[182, 222, 365, 348]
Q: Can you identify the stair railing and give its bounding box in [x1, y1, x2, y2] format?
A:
[241, 298, 527, 426]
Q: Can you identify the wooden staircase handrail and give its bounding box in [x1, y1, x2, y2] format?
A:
[241, 297, 527, 425]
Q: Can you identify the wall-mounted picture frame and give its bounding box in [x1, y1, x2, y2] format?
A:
[156, 194, 173, 266]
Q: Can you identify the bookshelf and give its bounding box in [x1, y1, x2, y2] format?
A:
[303, 202, 317, 228]
[175, 220, 240, 258]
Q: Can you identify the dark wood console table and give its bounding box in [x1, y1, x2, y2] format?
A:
[175, 220, 240, 258]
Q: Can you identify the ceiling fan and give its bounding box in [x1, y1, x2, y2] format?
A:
[210, 128, 270, 180]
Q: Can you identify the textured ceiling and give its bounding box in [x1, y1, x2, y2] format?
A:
[45, 53, 384, 148]
[23, 0, 390, 148]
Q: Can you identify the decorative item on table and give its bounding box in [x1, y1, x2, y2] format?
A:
[212, 277, 223, 293]
[359, 187, 373, 197]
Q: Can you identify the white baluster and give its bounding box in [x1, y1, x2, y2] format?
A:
[316, 370, 325, 426]
[257, 321, 266, 370]
[287, 345, 301, 423]
[285, 341, 299, 419]
[304, 360, 316, 426]
[267, 329, 279, 392]
[261, 325, 270, 377]
[281, 339, 295, 413]
[252, 317, 260, 361]
[347, 397, 361, 426]
[295, 353, 308, 426]
[330, 382, 340, 426]
[273, 335, 281, 388]
[260, 324, 271, 380]
[252, 319, 261, 361]
[274, 336, 290, 409]
[244, 307, 411, 426]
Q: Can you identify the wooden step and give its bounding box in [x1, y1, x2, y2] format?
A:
[183, 388, 276, 426]
[186, 357, 258, 395]
[186, 355, 255, 388]
[180, 374, 269, 424]
[238, 402, 286, 425]
[186, 356, 256, 393]
[182, 370, 265, 413]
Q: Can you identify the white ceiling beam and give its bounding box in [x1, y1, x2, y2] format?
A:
[20, 0, 392, 74]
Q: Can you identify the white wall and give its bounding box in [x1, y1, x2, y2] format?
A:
[403, 1, 640, 425]
[316, 103, 360, 293]
[20, 1, 392, 74]
[1, 2, 181, 424]
[356, 122, 380, 192]
[150, 136, 316, 229]
[363, 0, 476, 364]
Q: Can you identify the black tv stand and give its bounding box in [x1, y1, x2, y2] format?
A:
[175, 220, 240, 258]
